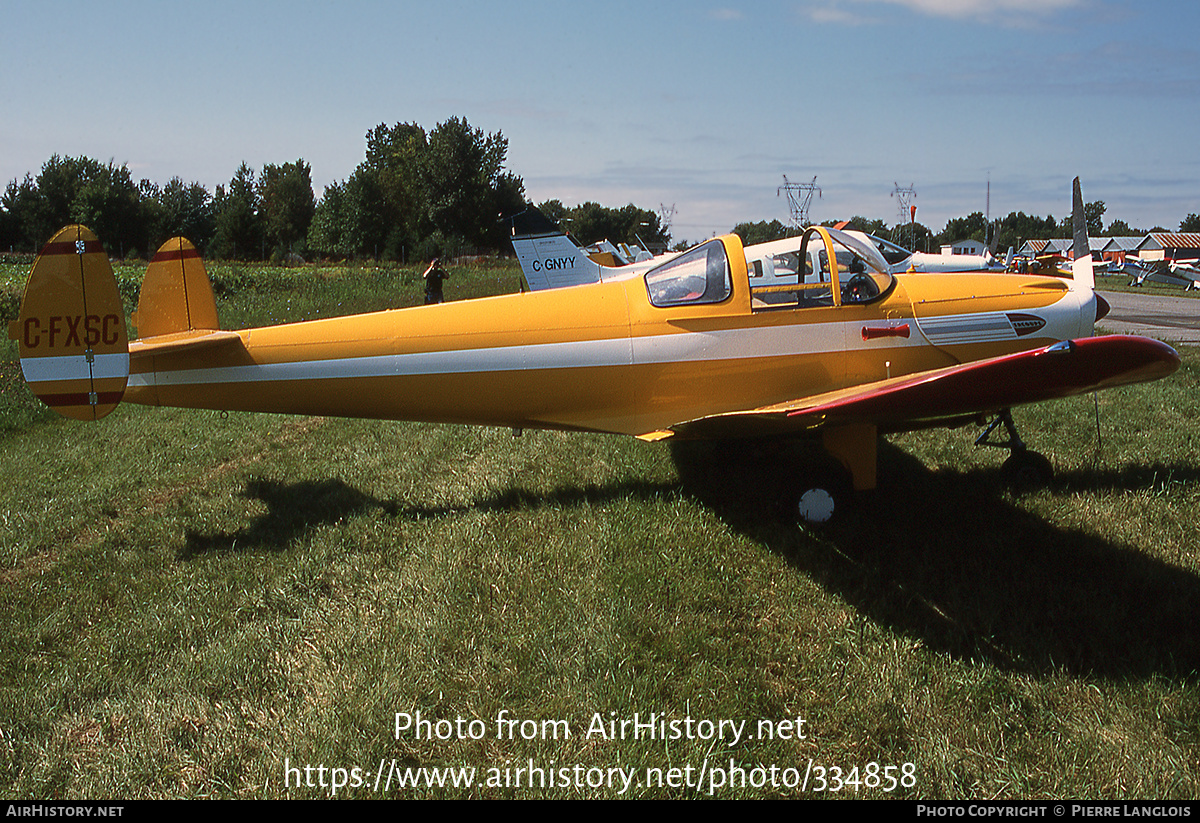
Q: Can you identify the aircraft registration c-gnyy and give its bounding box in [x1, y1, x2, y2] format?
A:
[9, 179, 1181, 524]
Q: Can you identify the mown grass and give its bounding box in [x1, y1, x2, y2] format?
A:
[0, 259, 1197, 798]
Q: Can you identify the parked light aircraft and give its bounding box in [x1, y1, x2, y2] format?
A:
[509, 207, 1002, 293]
[1150, 261, 1200, 290]
[9, 180, 1180, 523]
[855, 231, 1005, 274]
[508, 206, 673, 289]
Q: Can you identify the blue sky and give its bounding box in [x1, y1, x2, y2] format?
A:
[2, 0, 1198, 242]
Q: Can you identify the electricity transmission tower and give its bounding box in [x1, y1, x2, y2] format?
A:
[658, 203, 676, 242]
[778, 175, 821, 229]
[891, 182, 917, 250]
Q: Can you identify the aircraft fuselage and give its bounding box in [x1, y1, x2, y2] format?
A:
[125, 242, 1094, 438]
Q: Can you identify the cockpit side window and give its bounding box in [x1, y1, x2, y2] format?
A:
[645, 240, 731, 307]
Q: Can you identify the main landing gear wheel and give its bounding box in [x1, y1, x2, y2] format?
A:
[798, 486, 840, 525]
[976, 409, 1054, 488]
[793, 461, 853, 527]
[1002, 449, 1054, 486]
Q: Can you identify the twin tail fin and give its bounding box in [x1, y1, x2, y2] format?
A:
[7, 229, 223, 420]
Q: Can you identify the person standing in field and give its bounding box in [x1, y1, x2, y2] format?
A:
[423, 258, 449, 304]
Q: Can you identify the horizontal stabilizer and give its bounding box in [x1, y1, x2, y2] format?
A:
[128, 329, 242, 355]
[508, 205, 570, 239]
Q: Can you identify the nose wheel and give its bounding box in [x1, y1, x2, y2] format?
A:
[976, 409, 1054, 486]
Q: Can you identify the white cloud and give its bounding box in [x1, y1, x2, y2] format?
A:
[803, 5, 878, 25]
[865, 0, 1086, 19]
[803, 0, 1087, 25]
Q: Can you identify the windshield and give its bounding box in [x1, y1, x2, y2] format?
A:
[750, 227, 893, 310]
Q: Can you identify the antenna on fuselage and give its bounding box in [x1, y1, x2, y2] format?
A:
[986, 176, 991, 251]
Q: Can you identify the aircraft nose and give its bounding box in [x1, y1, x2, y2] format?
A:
[1095, 292, 1110, 322]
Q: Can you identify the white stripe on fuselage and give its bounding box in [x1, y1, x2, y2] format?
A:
[127, 289, 1080, 389]
[127, 319, 933, 389]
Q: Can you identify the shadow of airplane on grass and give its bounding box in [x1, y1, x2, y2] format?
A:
[181, 477, 402, 560]
[670, 439, 1200, 681]
[179, 475, 672, 559]
[183, 442, 1200, 681]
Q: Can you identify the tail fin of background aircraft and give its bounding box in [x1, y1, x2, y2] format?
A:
[6, 225, 129, 420]
[508, 205, 603, 290]
[132, 237, 220, 337]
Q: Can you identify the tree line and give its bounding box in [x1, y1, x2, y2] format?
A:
[0, 154, 315, 262]
[534, 200, 669, 250]
[0, 117, 534, 263]
[734, 202, 1198, 255]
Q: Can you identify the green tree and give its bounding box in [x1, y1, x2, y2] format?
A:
[309, 164, 400, 260]
[551, 201, 666, 248]
[69, 161, 143, 258]
[732, 219, 795, 246]
[31, 155, 97, 242]
[211, 163, 262, 260]
[310, 117, 524, 260]
[1083, 200, 1106, 237]
[4, 157, 148, 253]
[363, 121, 427, 255]
[992, 211, 1058, 253]
[843, 216, 890, 238]
[310, 169, 395, 259]
[535, 199, 568, 226]
[308, 180, 349, 258]
[1105, 218, 1144, 237]
[938, 212, 989, 247]
[1180, 214, 1200, 233]
[895, 221, 933, 252]
[154, 178, 216, 251]
[488, 171, 529, 248]
[260, 159, 315, 257]
[1, 175, 40, 251]
[421, 116, 511, 248]
[14, 155, 147, 256]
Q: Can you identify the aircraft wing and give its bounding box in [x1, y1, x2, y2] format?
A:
[646, 334, 1180, 441]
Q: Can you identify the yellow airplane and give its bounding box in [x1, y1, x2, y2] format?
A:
[8, 180, 1181, 524]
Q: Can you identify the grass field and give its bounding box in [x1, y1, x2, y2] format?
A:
[1, 259, 1198, 798]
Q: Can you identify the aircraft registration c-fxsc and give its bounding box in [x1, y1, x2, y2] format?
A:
[9, 179, 1181, 524]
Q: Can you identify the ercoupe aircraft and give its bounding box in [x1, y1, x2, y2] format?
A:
[9, 180, 1180, 523]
